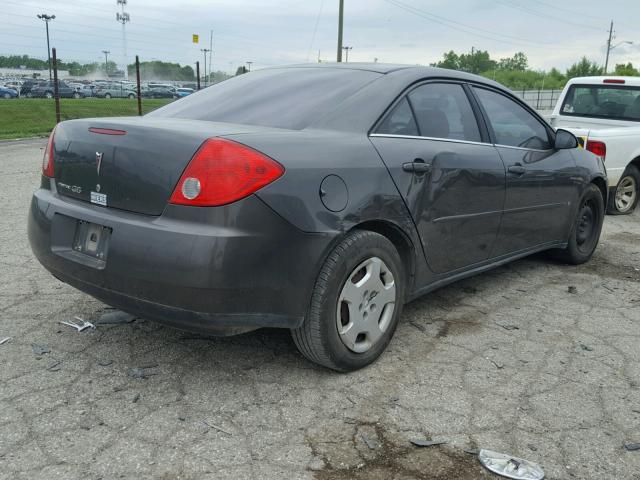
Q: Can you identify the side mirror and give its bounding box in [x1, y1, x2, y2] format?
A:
[554, 129, 578, 150]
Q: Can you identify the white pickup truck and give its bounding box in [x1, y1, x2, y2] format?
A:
[549, 76, 640, 214]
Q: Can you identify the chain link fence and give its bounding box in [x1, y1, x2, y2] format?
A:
[0, 47, 207, 139]
[510, 88, 562, 111]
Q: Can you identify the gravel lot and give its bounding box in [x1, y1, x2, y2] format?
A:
[1, 138, 639, 480]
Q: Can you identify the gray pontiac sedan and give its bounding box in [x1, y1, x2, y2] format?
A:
[29, 64, 607, 371]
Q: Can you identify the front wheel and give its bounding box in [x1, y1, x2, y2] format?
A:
[607, 165, 639, 215]
[551, 184, 604, 265]
[292, 230, 405, 372]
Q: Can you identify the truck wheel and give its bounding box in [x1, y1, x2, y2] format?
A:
[291, 230, 405, 372]
[551, 184, 604, 265]
[607, 165, 639, 215]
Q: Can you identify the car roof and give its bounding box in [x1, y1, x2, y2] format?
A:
[566, 76, 640, 87]
[266, 62, 505, 89]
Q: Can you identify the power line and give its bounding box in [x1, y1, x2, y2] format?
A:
[384, 0, 553, 49]
[306, 0, 325, 62]
[493, 0, 607, 33]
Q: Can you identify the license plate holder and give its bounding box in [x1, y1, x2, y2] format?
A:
[73, 220, 111, 260]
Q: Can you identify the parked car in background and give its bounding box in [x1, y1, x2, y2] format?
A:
[550, 76, 640, 214]
[30, 81, 84, 99]
[0, 85, 18, 99]
[19, 79, 38, 97]
[176, 87, 194, 97]
[95, 83, 137, 99]
[80, 85, 96, 97]
[142, 86, 177, 98]
[29, 64, 607, 372]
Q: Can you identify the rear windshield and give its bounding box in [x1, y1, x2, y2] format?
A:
[148, 67, 380, 130]
[561, 84, 640, 122]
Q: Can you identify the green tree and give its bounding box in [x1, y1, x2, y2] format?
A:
[613, 63, 639, 76]
[458, 49, 495, 74]
[566, 57, 603, 78]
[434, 50, 460, 70]
[498, 52, 528, 71]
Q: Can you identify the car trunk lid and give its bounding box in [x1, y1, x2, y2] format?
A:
[52, 117, 258, 215]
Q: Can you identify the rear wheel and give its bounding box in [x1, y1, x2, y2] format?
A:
[73, 92, 80, 99]
[551, 184, 604, 264]
[128, 93, 135, 99]
[607, 165, 639, 215]
[292, 230, 405, 372]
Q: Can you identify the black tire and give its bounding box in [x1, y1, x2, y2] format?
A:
[291, 230, 405, 372]
[607, 165, 640, 215]
[551, 184, 604, 265]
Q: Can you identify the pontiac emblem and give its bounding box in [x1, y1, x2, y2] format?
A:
[96, 152, 103, 175]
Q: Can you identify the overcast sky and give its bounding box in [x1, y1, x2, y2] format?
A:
[1, 0, 639, 73]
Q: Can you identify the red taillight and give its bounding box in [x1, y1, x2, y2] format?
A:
[42, 127, 56, 177]
[169, 138, 284, 207]
[603, 79, 625, 84]
[586, 140, 606, 160]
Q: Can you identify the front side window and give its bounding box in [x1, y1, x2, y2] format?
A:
[474, 87, 551, 150]
[561, 84, 640, 121]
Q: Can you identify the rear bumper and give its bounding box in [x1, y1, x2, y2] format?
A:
[28, 184, 335, 333]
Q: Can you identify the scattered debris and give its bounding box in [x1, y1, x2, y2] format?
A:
[527, 444, 538, 452]
[59, 317, 95, 332]
[409, 321, 426, 332]
[346, 396, 356, 405]
[580, 344, 594, 352]
[478, 449, 544, 480]
[97, 359, 113, 367]
[624, 442, 640, 451]
[464, 448, 480, 455]
[308, 458, 326, 471]
[601, 284, 615, 293]
[202, 420, 232, 435]
[490, 360, 505, 370]
[32, 344, 50, 357]
[0, 337, 11, 346]
[410, 439, 447, 447]
[567, 286, 577, 294]
[46, 359, 62, 372]
[132, 393, 140, 403]
[496, 322, 520, 331]
[128, 366, 159, 379]
[178, 416, 186, 422]
[361, 433, 378, 450]
[96, 310, 137, 325]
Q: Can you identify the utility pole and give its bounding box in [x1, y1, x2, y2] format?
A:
[246, 61, 253, 71]
[102, 50, 110, 76]
[200, 49, 210, 86]
[209, 30, 213, 83]
[342, 46, 353, 62]
[116, 0, 130, 79]
[604, 20, 614, 74]
[37, 14, 55, 80]
[337, 0, 344, 62]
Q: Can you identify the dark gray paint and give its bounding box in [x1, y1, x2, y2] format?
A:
[28, 64, 607, 334]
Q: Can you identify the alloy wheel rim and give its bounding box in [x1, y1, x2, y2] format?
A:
[336, 257, 396, 354]
[615, 176, 637, 213]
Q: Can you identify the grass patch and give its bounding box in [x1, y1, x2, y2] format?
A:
[0, 98, 172, 140]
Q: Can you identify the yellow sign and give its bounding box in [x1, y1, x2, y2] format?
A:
[192, 34, 199, 44]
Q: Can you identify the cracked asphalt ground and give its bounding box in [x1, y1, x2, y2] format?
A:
[1, 138, 640, 480]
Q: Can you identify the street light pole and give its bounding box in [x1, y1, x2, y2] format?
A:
[102, 50, 110, 76]
[246, 61, 253, 72]
[201, 49, 210, 86]
[37, 14, 55, 80]
[337, 0, 344, 62]
[342, 46, 353, 62]
[116, 0, 130, 79]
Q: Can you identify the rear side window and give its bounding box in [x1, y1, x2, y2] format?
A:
[376, 98, 419, 136]
[148, 68, 381, 130]
[561, 84, 640, 121]
[474, 87, 551, 150]
[408, 83, 481, 142]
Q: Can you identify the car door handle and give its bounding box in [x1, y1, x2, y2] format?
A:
[402, 160, 432, 174]
[508, 165, 526, 175]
